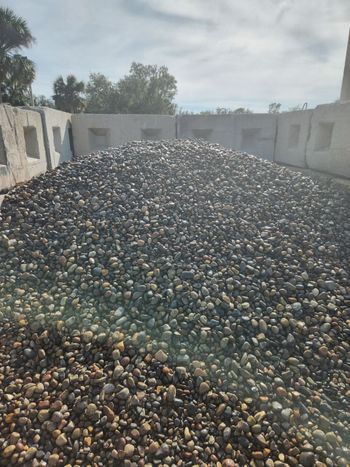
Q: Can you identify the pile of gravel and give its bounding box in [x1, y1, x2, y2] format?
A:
[0, 140, 349, 466]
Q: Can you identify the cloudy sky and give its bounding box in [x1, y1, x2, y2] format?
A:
[9, 0, 350, 112]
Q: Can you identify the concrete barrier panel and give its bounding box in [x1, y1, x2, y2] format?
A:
[18, 107, 47, 180]
[306, 102, 350, 178]
[2, 103, 350, 193]
[177, 114, 277, 160]
[0, 105, 27, 190]
[72, 114, 176, 155]
[177, 115, 237, 148]
[37, 107, 74, 169]
[0, 105, 47, 191]
[274, 110, 312, 167]
[235, 114, 277, 161]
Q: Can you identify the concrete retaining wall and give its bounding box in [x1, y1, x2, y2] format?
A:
[0, 106, 75, 191]
[38, 108, 74, 169]
[72, 114, 176, 156]
[177, 115, 237, 149]
[1, 102, 350, 193]
[0, 105, 47, 191]
[274, 110, 313, 167]
[177, 114, 277, 161]
[306, 102, 350, 178]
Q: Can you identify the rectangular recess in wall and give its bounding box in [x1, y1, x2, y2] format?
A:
[192, 129, 213, 140]
[142, 128, 161, 140]
[53, 126, 62, 152]
[24, 126, 40, 159]
[314, 122, 334, 151]
[88, 128, 111, 151]
[241, 128, 261, 153]
[288, 124, 301, 148]
[0, 127, 7, 165]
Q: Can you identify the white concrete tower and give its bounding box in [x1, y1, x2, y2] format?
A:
[340, 29, 350, 101]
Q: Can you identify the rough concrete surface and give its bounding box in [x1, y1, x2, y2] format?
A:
[72, 113, 176, 155]
[1, 102, 350, 193]
[36, 107, 73, 168]
[177, 114, 277, 161]
[306, 101, 350, 178]
[274, 110, 313, 167]
[0, 105, 47, 191]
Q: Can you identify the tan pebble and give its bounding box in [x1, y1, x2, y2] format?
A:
[199, 381, 210, 394]
[103, 405, 115, 422]
[222, 460, 236, 467]
[140, 422, 151, 434]
[55, 433, 67, 447]
[184, 427, 191, 441]
[9, 432, 21, 444]
[276, 387, 287, 397]
[3, 445, 16, 458]
[154, 349, 168, 363]
[167, 384, 176, 402]
[116, 341, 125, 351]
[148, 441, 160, 454]
[84, 436, 92, 446]
[24, 447, 37, 461]
[255, 411, 267, 422]
[48, 453, 60, 466]
[124, 443, 135, 457]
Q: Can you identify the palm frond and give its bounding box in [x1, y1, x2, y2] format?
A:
[0, 7, 35, 53]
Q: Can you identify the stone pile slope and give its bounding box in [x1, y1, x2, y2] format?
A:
[0, 140, 349, 466]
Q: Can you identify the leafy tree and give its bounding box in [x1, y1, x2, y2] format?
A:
[214, 107, 253, 114]
[180, 107, 253, 115]
[85, 73, 117, 113]
[287, 104, 308, 112]
[232, 107, 253, 114]
[0, 6, 36, 104]
[199, 110, 219, 115]
[1, 54, 35, 105]
[177, 108, 195, 115]
[33, 94, 55, 108]
[212, 107, 251, 115]
[53, 75, 85, 113]
[287, 105, 302, 112]
[54, 64, 177, 114]
[116, 63, 177, 114]
[268, 102, 281, 114]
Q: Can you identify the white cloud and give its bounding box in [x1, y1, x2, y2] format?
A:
[10, 0, 350, 111]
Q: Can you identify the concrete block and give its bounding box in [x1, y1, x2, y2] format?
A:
[17, 107, 47, 180]
[236, 114, 277, 160]
[72, 114, 176, 155]
[37, 107, 74, 169]
[177, 115, 237, 148]
[306, 102, 350, 178]
[177, 114, 277, 160]
[340, 29, 350, 101]
[0, 105, 47, 191]
[274, 110, 312, 167]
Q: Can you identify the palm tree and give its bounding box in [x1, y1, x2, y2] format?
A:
[53, 75, 85, 113]
[0, 6, 36, 103]
[2, 54, 36, 105]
